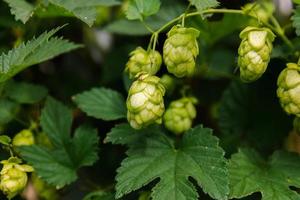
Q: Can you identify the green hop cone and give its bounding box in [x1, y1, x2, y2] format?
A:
[0, 157, 33, 199]
[125, 47, 162, 79]
[126, 73, 165, 129]
[163, 25, 200, 77]
[238, 26, 275, 82]
[163, 97, 197, 135]
[12, 129, 35, 147]
[277, 63, 300, 116]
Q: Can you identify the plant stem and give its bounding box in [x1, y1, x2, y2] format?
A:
[149, 8, 294, 49]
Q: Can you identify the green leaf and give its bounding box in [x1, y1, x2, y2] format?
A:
[0, 98, 19, 125]
[292, 6, 300, 36]
[3, 0, 34, 23]
[106, 124, 229, 200]
[105, 0, 184, 35]
[73, 87, 126, 121]
[218, 80, 290, 152]
[0, 26, 81, 83]
[294, 0, 300, 5]
[5, 81, 48, 104]
[20, 97, 99, 187]
[0, 135, 11, 145]
[189, 0, 219, 11]
[126, 0, 161, 20]
[229, 149, 300, 199]
[83, 191, 115, 200]
[48, 0, 120, 26]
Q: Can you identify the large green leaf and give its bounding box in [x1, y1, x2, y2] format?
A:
[20, 97, 99, 187]
[229, 149, 300, 199]
[106, 124, 229, 200]
[48, 0, 120, 26]
[3, 0, 34, 23]
[126, 0, 161, 20]
[73, 87, 126, 121]
[0, 26, 81, 83]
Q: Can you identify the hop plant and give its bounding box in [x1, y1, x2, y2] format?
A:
[163, 25, 200, 77]
[126, 73, 165, 129]
[0, 157, 33, 199]
[163, 97, 197, 135]
[238, 26, 275, 82]
[12, 129, 35, 147]
[277, 63, 300, 116]
[32, 173, 58, 200]
[125, 47, 162, 79]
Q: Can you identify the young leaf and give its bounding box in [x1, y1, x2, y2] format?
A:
[5, 81, 48, 104]
[0, 135, 12, 146]
[126, 0, 161, 20]
[0, 26, 81, 83]
[20, 97, 99, 187]
[106, 124, 229, 200]
[188, 0, 219, 11]
[3, 0, 34, 23]
[48, 0, 120, 26]
[292, 6, 300, 36]
[73, 87, 126, 121]
[229, 148, 300, 199]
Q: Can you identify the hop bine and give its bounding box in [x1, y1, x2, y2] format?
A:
[163, 25, 200, 78]
[238, 26, 275, 82]
[163, 97, 197, 135]
[126, 73, 165, 129]
[126, 47, 162, 79]
[277, 63, 300, 116]
[0, 157, 33, 199]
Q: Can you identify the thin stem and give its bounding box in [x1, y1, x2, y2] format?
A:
[141, 20, 154, 34]
[152, 33, 158, 51]
[147, 34, 155, 51]
[151, 8, 293, 49]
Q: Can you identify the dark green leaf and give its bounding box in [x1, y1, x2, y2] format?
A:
[229, 149, 300, 199]
[0, 26, 81, 83]
[3, 0, 34, 23]
[5, 81, 48, 104]
[20, 97, 99, 187]
[0, 98, 19, 125]
[107, 124, 229, 200]
[292, 6, 300, 36]
[73, 88, 126, 121]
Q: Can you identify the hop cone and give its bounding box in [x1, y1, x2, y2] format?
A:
[126, 47, 162, 79]
[163, 97, 197, 135]
[0, 157, 33, 199]
[163, 25, 200, 77]
[127, 73, 165, 129]
[238, 26, 275, 82]
[277, 63, 300, 116]
[12, 129, 34, 147]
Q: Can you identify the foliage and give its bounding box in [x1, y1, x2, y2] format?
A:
[0, 0, 300, 199]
